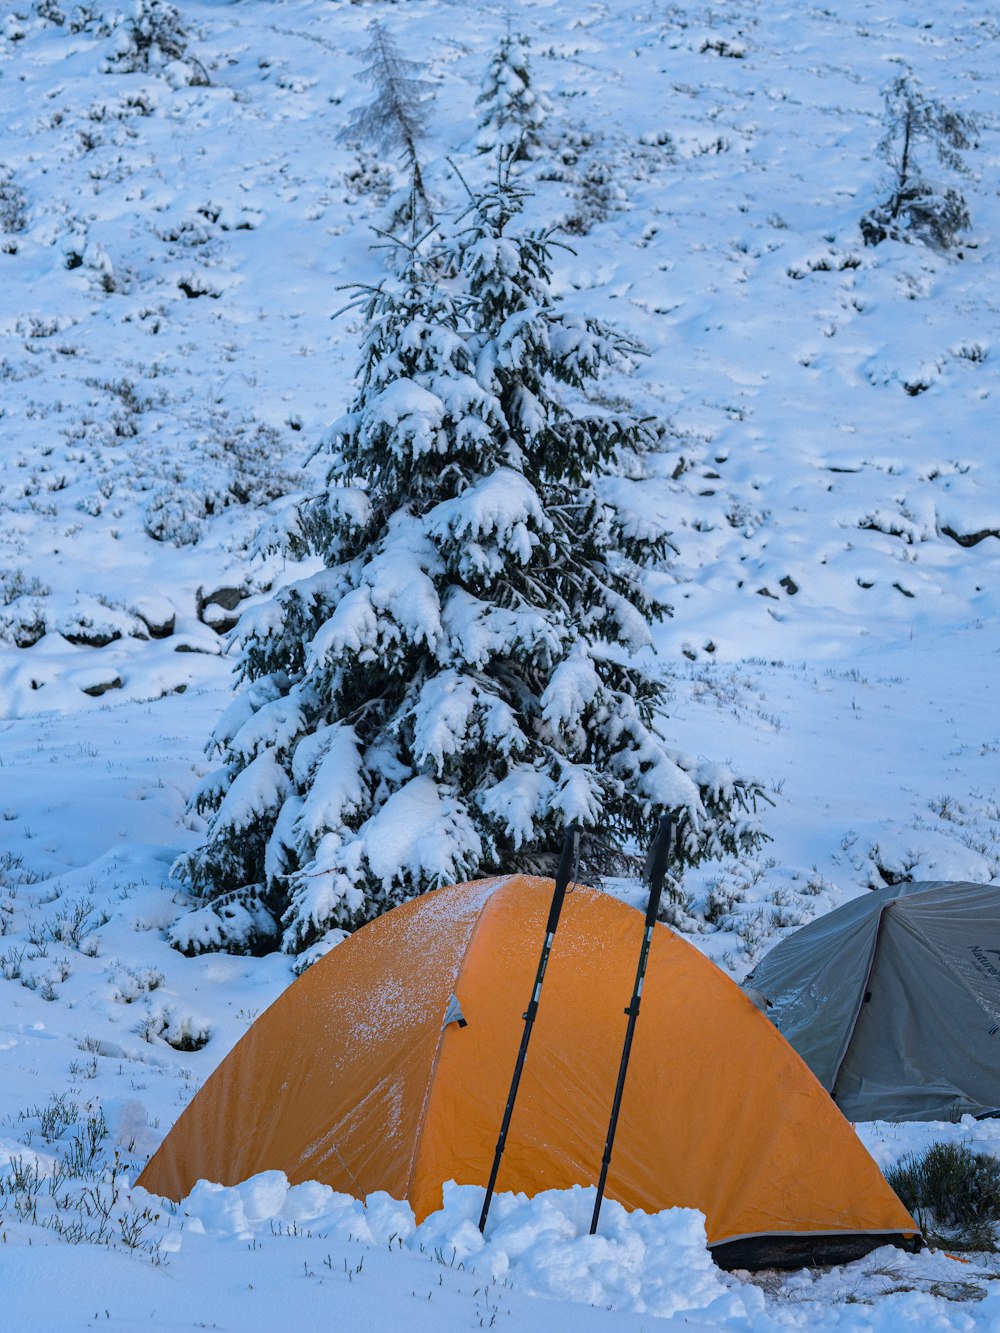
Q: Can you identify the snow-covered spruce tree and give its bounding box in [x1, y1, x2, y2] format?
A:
[860, 74, 976, 251]
[171, 167, 765, 959]
[339, 20, 435, 226]
[475, 30, 551, 162]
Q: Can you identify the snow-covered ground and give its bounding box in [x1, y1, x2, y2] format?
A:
[2, 0, 1000, 1326]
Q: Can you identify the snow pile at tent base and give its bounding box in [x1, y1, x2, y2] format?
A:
[128, 1175, 1000, 1329]
[5, 1136, 1000, 1328]
[166, 1178, 748, 1322]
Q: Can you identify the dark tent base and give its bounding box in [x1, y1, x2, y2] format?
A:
[712, 1231, 923, 1272]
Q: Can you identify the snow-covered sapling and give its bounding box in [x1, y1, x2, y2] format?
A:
[564, 158, 627, 236]
[172, 162, 766, 958]
[476, 30, 551, 162]
[861, 74, 976, 251]
[339, 20, 435, 225]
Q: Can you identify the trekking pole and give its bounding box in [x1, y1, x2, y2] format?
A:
[590, 815, 675, 1236]
[478, 824, 580, 1235]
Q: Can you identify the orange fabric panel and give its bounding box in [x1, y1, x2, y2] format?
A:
[411, 879, 916, 1245]
[620, 914, 916, 1244]
[410, 877, 622, 1217]
[137, 878, 501, 1202]
[139, 875, 916, 1251]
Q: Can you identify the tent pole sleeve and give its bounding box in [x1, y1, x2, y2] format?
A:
[829, 901, 893, 1099]
[478, 826, 579, 1234]
[590, 816, 674, 1236]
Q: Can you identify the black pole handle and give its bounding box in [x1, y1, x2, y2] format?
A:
[643, 816, 674, 927]
[546, 825, 579, 935]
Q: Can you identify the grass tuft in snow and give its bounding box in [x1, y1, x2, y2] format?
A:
[1, 1096, 164, 1262]
[886, 1142, 1000, 1251]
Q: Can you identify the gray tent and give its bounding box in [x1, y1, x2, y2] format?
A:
[748, 881, 1000, 1122]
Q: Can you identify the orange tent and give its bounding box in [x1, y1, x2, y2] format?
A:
[138, 875, 918, 1268]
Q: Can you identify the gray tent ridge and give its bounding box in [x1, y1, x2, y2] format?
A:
[747, 881, 1000, 1123]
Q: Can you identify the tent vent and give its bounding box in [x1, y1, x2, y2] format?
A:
[443, 993, 467, 1029]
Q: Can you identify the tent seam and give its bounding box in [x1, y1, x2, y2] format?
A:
[829, 901, 893, 1099]
[402, 875, 512, 1207]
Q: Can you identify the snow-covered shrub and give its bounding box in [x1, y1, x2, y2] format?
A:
[34, 4, 114, 36]
[67, 4, 106, 33]
[343, 149, 394, 205]
[143, 416, 296, 546]
[1, 569, 49, 608]
[861, 74, 976, 251]
[109, 962, 164, 1003]
[143, 492, 204, 546]
[138, 1006, 212, 1051]
[106, 0, 209, 86]
[173, 163, 766, 955]
[33, 0, 66, 24]
[0, 167, 27, 234]
[0, 568, 49, 647]
[476, 30, 551, 162]
[862, 182, 970, 252]
[166, 885, 280, 957]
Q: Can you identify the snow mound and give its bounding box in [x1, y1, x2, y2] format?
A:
[163, 1171, 757, 1322]
[418, 1182, 757, 1323]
